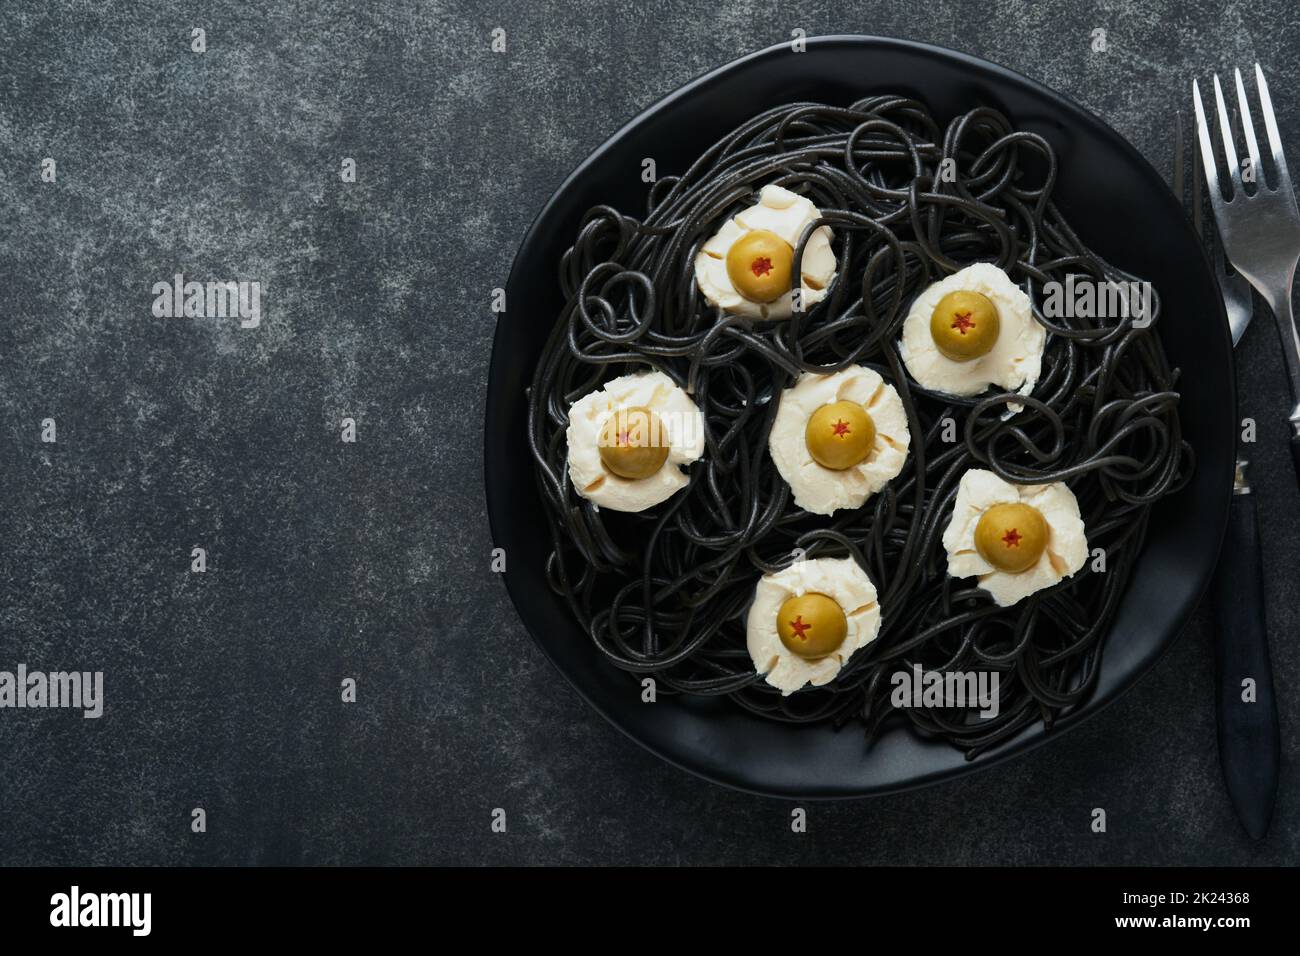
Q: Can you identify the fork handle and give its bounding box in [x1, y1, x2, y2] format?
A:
[1291, 428, 1300, 487]
[1211, 477, 1280, 840]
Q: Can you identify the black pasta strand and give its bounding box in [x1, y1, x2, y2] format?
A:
[525, 98, 1189, 758]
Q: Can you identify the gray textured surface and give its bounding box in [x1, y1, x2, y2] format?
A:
[1, 0, 1298, 865]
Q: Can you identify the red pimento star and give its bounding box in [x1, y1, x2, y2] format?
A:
[751, 256, 774, 277]
[831, 419, 851, 438]
[951, 311, 976, 334]
[789, 616, 812, 640]
[1002, 527, 1023, 548]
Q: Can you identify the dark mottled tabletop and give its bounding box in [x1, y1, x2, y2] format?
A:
[1, 0, 1298, 865]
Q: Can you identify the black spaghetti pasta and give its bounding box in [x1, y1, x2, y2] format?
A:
[526, 96, 1190, 759]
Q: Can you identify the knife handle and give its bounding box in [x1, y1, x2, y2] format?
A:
[1210, 476, 1280, 840]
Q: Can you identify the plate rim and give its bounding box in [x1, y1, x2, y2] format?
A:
[485, 34, 1234, 798]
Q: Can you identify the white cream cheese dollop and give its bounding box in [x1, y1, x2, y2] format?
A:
[900, 262, 1045, 398]
[942, 469, 1088, 607]
[694, 184, 837, 320]
[768, 365, 911, 516]
[745, 557, 881, 696]
[565, 370, 705, 513]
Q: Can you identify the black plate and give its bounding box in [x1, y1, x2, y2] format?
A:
[485, 36, 1234, 797]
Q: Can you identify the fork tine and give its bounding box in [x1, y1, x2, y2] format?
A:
[1193, 78, 1228, 217]
[1254, 63, 1292, 191]
[1213, 74, 1242, 194]
[1184, 107, 1220, 270]
[1234, 69, 1263, 189]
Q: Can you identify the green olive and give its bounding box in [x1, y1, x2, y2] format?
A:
[929, 290, 1000, 361]
[974, 502, 1048, 573]
[777, 592, 848, 659]
[725, 229, 794, 303]
[805, 400, 877, 471]
[597, 405, 670, 480]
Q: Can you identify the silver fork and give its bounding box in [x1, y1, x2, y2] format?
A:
[1194, 65, 1300, 481]
[1175, 107, 1279, 841]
